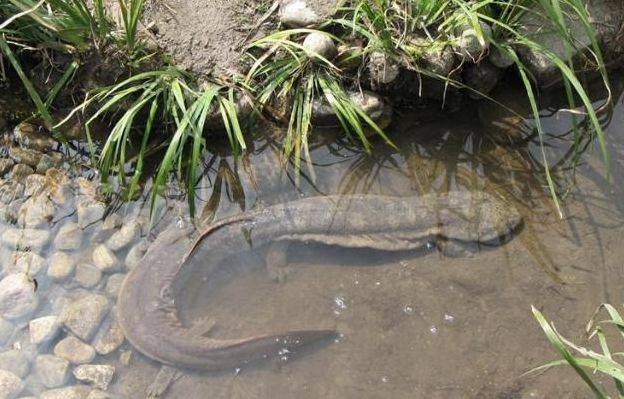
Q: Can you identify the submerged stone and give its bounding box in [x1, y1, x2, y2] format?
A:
[0, 273, 38, 320]
[35, 355, 70, 388]
[0, 349, 30, 378]
[73, 364, 115, 390]
[1, 228, 50, 249]
[106, 222, 138, 251]
[7, 251, 46, 276]
[29, 316, 61, 345]
[0, 369, 24, 399]
[47, 252, 76, 282]
[61, 294, 110, 341]
[77, 202, 106, 229]
[92, 245, 121, 273]
[93, 315, 125, 356]
[73, 264, 102, 289]
[54, 336, 96, 365]
[54, 222, 83, 251]
[40, 385, 92, 399]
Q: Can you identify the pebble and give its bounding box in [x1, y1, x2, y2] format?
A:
[47, 252, 76, 282]
[73, 365, 115, 390]
[0, 273, 37, 320]
[53, 222, 83, 251]
[73, 264, 102, 289]
[23, 174, 45, 197]
[368, 51, 401, 85]
[92, 245, 121, 274]
[10, 163, 33, 180]
[453, 21, 492, 62]
[302, 32, 337, 60]
[279, 0, 320, 28]
[54, 336, 96, 365]
[9, 147, 42, 168]
[6, 251, 45, 276]
[1, 228, 50, 250]
[125, 240, 148, 270]
[104, 274, 125, 298]
[106, 223, 138, 251]
[93, 315, 125, 355]
[77, 202, 106, 229]
[40, 385, 92, 399]
[17, 195, 54, 228]
[0, 369, 24, 399]
[35, 355, 70, 388]
[0, 159, 14, 177]
[29, 316, 61, 345]
[61, 294, 110, 341]
[0, 319, 13, 346]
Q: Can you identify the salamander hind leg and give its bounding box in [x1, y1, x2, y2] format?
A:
[435, 238, 478, 258]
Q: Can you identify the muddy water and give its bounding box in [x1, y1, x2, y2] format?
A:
[2, 78, 624, 398]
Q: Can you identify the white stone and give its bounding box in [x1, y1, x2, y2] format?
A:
[92, 245, 120, 274]
[53, 222, 82, 251]
[35, 355, 69, 388]
[47, 252, 76, 282]
[0, 319, 13, 346]
[86, 390, 121, 399]
[6, 251, 45, 276]
[93, 315, 124, 356]
[23, 174, 45, 197]
[40, 385, 92, 399]
[73, 364, 115, 390]
[302, 32, 337, 60]
[61, 294, 110, 341]
[1, 228, 50, 250]
[17, 195, 54, 228]
[279, 0, 320, 28]
[105, 223, 138, 251]
[77, 202, 105, 229]
[0, 350, 30, 378]
[54, 336, 96, 365]
[0, 273, 37, 320]
[0, 369, 23, 399]
[29, 316, 61, 345]
[73, 264, 102, 289]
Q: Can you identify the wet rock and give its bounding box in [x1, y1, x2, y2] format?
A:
[40, 385, 92, 399]
[92, 245, 121, 274]
[105, 222, 138, 251]
[488, 46, 515, 69]
[0, 273, 37, 320]
[463, 61, 502, 99]
[279, 0, 321, 28]
[61, 294, 110, 341]
[54, 336, 96, 365]
[77, 202, 106, 229]
[0, 181, 23, 204]
[29, 316, 61, 345]
[101, 214, 122, 232]
[0, 369, 24, 399]
[0, 350, 30, 378]
[367, 52, 401, 86]
[87, 390, 122, 399]
[1, 228, 50, 250]
[9, 147, 42, 168]
[47, 252, 76, 283]
[312, 90, 392, 129]
[418, 43, 456, 76]
[36, 153, 63, 174]
[17, 195, 54, 228]
[73, 365, 114, 390]
[73, 264, 102, 289]
[124, 240, 148, 270]
[13, 122, 57, 152]
[6, 251, 45, 276]
[0, 159, 14, 177]
[0, 319, 13, 346]
[45, 169, 73, 206]
[76, 178, 102, 201]
[23, 174, 45, 197]
[453, 21, 492, 62]
[93, 316, 124, 356]
[10, 164, 34, 180]
[35, 355, 70, 388]
[53, 223, 83, 251]
[302, 32, 337, 60]
[104, 274, 125, 298]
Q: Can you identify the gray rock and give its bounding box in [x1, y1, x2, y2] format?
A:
[105, 223, 138, 252]
[488, 46, 515, 69]
[13, 122, 56, 152]
[453, 21, 492, 62]
[6, 251, 45, 276]
[29, 316, 61, 345]
[36, 153, 62, 174]
[47, 252, 76, 283]
[53, 223, 83, 252]
[77, 202, 106, 229]
[53, 336, 96, 365]
[17, 195, 54, 228]
[0, 273, 37, 320]
[101, 214, 122, 232]
[73, 264, 102, 289]
[61, 294, 110, 341]
[104, 274, 125, 298]
[312, 90, 392, 129]
[0, 319, 13, 346]
[86, 390, 122, 399]
[9, 147, 42, 168]
[302, 32, 337, 60]
[279, 0, 321, 28]
[0, 159, 14, 177]
[73, 365, 114, 390]
[463, 61, 502, 99]
[0, 369, 24, 399]
[93, 314, 125, 356]
[10, 164, 33, 180]
[124, 240, 148, 270]
[1, 228, 50, 250]
[40, 386, 92, 399]
[35, 355, 70, 388]
[0, 181, 23, 204]
[92, 245, 121, 274]
[409, 37, 457, 76]
[0, 350, 30, 378]
[367, 52, 401, 86]
[23, 174, 45, 197]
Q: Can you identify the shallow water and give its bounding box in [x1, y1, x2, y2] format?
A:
[2, 76, 624, 398]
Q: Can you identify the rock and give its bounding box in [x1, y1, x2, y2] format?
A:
[0, 159, 14, 177]
[35, 355, 70, 388]
[104, 274, 125, 298]
[279, 0, 321, 28]
[124, 240, 148, 270]
[0, 370, 24, 399]
[0, 182, 23, 204]
[86, 390, 121, 399]
[45, 168, 73, 206]
[13, 122, 56, 152]
[17, 195, 55, 228]
[23, 174, 46, 197]
[92, 245, 121, 274]
[463, 61, 502, 99]
[53, 223, 83, 251]
[105, 223, 138, 251]
[302, 32, 337, 60]
[77, 202, 106, 229]
[453, 21, 492, 62]
[47, 252, 76, 283]
[312, 90, 392, 129]
[10, 164, 33, 180]
[53, 336, 96, 365]
[0, 273, 37, 320]
[93, 315, 124, 356]
[40, 386, 92, 399]
[1, 228, 50, 250]
[8, 147, 42, 168]
[0, 350, 30, 378]
[409, 37, 457, 76]
[29, 316, 61, 345]
[73, 365, 114, 390]
[488, 46, 515, 69]
[367, 51, 401, 86]
[6, 251, 45, 276]
[61, 294, 110, 341]
[101, 214, 122, 232]
[36, 153, 62, 174]
[73, 264, 102, 289]
[0, 319, 13, 346]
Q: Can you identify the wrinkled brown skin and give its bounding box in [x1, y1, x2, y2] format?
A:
[117, 192, 522, 371]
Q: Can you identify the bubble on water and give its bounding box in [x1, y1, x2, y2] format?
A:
[429, 325, 438, 335]
[403, 305, 415, 315]
[375, 281, 381, 286]
[234, 368, 241, 375]
[278, 348, 291, 356]
[399, 260, 409, 267]
[381, 376, 389, 383]
[176, 217, 185, 229]
[334, 333, 345, 343]
[426, 241, 437, 251]
[333, 295, 347, 315]
[444, 313, 455, 324]
[354, 280, 359, 285]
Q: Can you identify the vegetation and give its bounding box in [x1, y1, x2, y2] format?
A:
[0, 0, 614, 216]
[532, 305, 624, 398]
